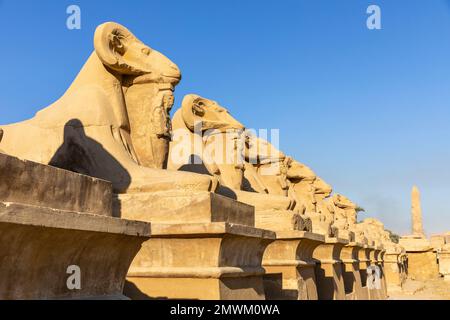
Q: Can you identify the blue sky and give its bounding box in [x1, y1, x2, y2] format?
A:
[1, 0, 449, 236]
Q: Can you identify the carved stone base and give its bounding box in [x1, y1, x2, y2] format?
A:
[341, 242, 366, 300]
[378, 250, 388, 299]
[375, 248, 388, 299]
[366, 247, 387, 300]
[307, 213, 333, 237]
[383, 252, 403, 293]
[255, 210, 311, 232]
[230, 189, 294, 212]
[357, 246, 371, 300]
[399, 235, 432, 252]
[0, 202, 150, 300]
[312, 237, 349, 300]
[405, 250, 439, 281]
[262, 231, 325, 300]
[334, 230, 355, 243]
[0, 153, 150, 300]
[125, 276, 265, 300]
[125, 223, 275, 300]
[399, 237, 439, 281]
[0, 153, 112, 216]
[116, 191, 254, 226]
[439, 245, 450, 280]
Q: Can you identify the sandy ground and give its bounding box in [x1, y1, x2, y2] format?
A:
[388, 278, 450, 300]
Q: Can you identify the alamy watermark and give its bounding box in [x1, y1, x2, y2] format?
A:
[367, 265, 382, 290]
[367, 5, 381, 30]
[66, 265, 81, 290]
[66, 5, 81, 30]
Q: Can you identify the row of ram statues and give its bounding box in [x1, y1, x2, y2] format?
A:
[0, 22, 407, 300]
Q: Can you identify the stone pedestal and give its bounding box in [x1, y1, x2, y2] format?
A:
[120, 189, 280, 300]
[406, 250, 439, 281]
[445, 233, 450, 245]
[375, 248, 388, 299]
[400, 236, 439, 281]
[262, 231, 325, 300]
[340, 242, 366, 300]
[367, 247, 384, 300]
[312, 237, 349, 300]
[335, 230, 355, 242]
[0, 153, 112, 216]
[399, 253, 408, 284]
[116, 191, 255, 226]
[384, 250, 403, 293]
[125, 223, 274, 300]
[0, 203, 150, 300]
[430, 235, 445, 251]
[0, 154, 151, 299]
[254, 210, 310, 233]
[357, 246, 371, 300]
[438, 244, 450, 280]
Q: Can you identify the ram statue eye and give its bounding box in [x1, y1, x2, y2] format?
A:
[110, 34, 126, 55]
[192, 102, 205, 117]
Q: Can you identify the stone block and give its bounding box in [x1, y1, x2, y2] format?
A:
[312, 237, 349, 300]
[357, 246, 373, 298]
[0, 153, 112, 216]
[262, 231, 324, 300]
[430, 234, 445, 251]
[375, 249, 388, 300]
[445, 233, 450, 244]
[400, 236, 440, 281]
[439, 245, 450, 280]
[384, 252, 403, 293]
[0, 202, 150, 299]
[399, 236, 432, 252]
[0, 153, 151, 299]
[406, 250, 439, 281]
[115, 191, 254, 226]
[124, 223, 275, 300]
[340, 242, 366, 300]
[254, 210, 311, 232]
[365, 247, 387, 300]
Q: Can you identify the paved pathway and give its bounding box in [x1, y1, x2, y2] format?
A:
[388, 278, 450, 300]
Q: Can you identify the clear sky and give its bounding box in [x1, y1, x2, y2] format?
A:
[1, 0, 449, 236]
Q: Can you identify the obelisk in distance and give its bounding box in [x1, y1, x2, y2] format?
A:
[411, 185, 425, 238]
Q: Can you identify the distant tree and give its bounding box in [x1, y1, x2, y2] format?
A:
[355, 206, 365, 213]
[355, 206, 365, 223]
[386, 229, 400, 244]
